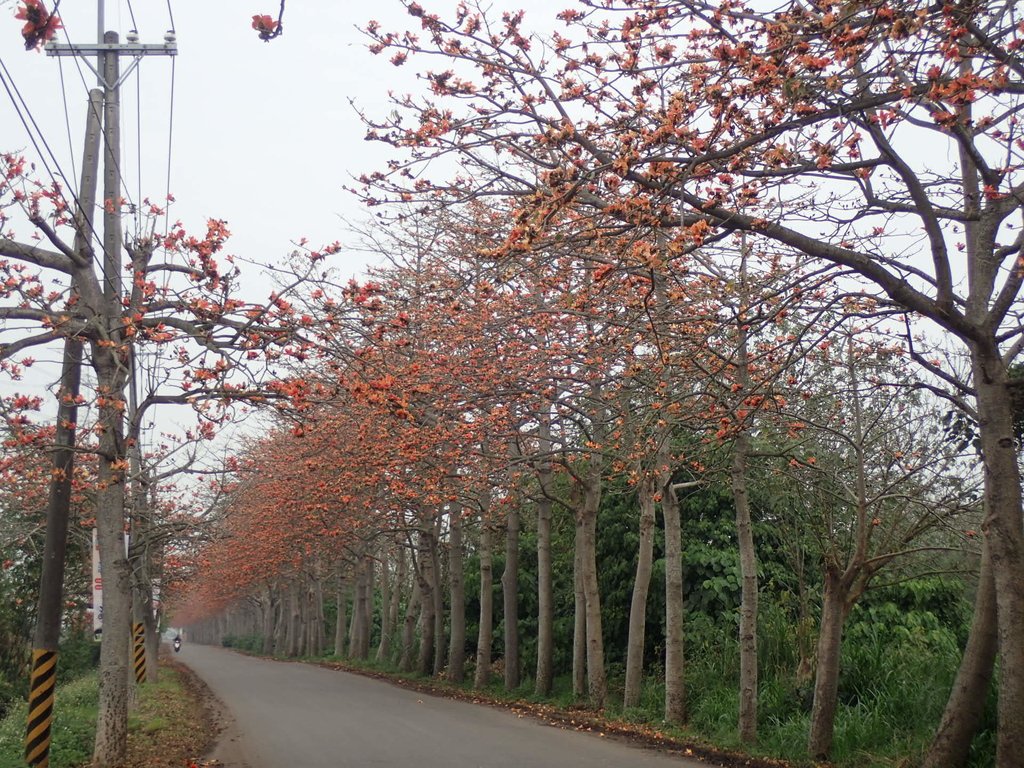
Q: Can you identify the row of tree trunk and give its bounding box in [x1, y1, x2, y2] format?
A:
[187, 467, 701, 724]
[184, 447, 985, 768]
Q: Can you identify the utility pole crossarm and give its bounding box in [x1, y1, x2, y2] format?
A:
[45, 42, 177, 57]
[45, 36, 177, 91]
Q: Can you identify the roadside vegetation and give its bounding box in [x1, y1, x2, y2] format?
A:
[216, 485, 989, 768]
[0, 659, 209, 768]
[2, 1, 1020, 766]
[0, 673, 96, 768]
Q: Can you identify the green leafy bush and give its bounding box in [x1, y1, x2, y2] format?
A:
[221, 634, 263, 652]
[0, 673, 97, 768]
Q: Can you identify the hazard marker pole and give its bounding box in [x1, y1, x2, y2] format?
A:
[24, 650, 57, 767]
[132, 623, 146, 683]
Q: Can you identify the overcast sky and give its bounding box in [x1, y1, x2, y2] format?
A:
[1, 0, 555, 288]
[0, 0, 557, 438]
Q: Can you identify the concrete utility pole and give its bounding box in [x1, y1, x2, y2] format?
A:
[25, 10, 176, 765]
[101, 31, 121, 309]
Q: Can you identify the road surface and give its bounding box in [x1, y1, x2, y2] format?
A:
[179, 644, 709, 768]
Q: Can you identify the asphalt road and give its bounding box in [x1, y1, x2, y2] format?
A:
[179, 644, 708, 768]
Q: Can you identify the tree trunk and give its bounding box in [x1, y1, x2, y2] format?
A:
[732, 430, 759, 743]
[924, 543, 997, 768]
[577, 474, 607, 708]
[295, 583, 307, 658]
[334, 571, 348, 657]
[355, 558, 370, 659]
[282, 585, 292, 655]
[376, 546, 393, 663]
[262, 585, 275, 655]
[416, 583, 434, 675]
[399, 573, 420, 673]
[416, 528, 436, 676]
[474, 518, 494, 688]
[347, 578, 358, 657]
[502, 503, 520, 690]
[362, 555, 374, 660]
[381, 547, 405, 663]
[287, 581, 301, 658]
[808, 568, 850, 760]
[729, 253, 760, 743]
[315, 574, 327, 654]
[534, 464, 554, 697]
[970, 347, 1024, 768]
[663, 483, 686, 724]
[572, 520, 587, 701]
[624, 476, 657, 710]
[431, 515, 446, 676]
[448, 510, 467, 683]
[304, 577, 317, 657]
[349, 560, 365, 658]
[273, 585, 287, 654]
[353, 573, 364, 658]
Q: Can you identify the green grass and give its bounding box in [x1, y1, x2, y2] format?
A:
[0, 664, 208, 768]
[0, 673, 98, 768]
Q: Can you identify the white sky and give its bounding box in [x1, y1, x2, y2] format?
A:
[1, 0, 556, 289]
[0, 0, 556, 439]
[3, 0, 419, 285]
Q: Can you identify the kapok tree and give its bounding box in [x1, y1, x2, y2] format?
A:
[168, 417, 378, 648]
[764, 322, 980, 755]
[0, 153, 321, 764]
[171, 233, 527, 666]
[0, 414, 93, 704]
[359, 3, 1024, 763]
[339, 266, 526, 678]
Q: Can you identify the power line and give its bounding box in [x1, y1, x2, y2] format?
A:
[57, 56, 78, 190]
[55, 22, 140, 221]
[165, 0, 176, 33]
[56, 13, 100, 91]
[164, 0, 177, 255]
[125, 0, 139, 34]
[163, 56, 176, 252]
[0, 55, 107, 272]
[0, 57, 72, 200]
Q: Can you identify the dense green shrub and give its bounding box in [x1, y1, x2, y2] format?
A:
[221, 634, 263, 652]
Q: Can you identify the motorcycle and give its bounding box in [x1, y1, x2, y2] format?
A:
[173, 637, 181, 653]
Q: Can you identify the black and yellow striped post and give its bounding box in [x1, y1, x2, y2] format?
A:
[25, 649, 57, 767]
[132, 622, 146, 684]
